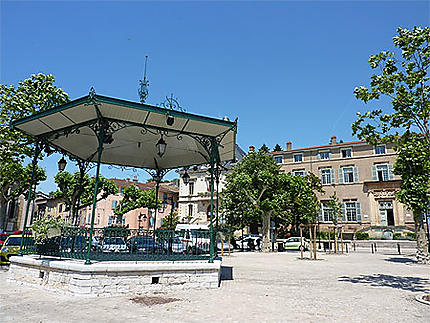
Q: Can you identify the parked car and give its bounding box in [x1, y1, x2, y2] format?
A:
[283, 237, 309, 251]
[0, 235, 34, 265]
[100, 237, 128, 253]
[127, 236, 159, 253]
[176, 224, 210, 254]
[60, 236, 87, 253]
[163, 237, 186, 254]
[0, 233, 9, 246]
[236, 236, 262, 250]
[217, 240, 234, 251]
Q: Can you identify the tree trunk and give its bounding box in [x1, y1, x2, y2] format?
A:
[262, 211, 271, 252]
[415, 211, 429, 263]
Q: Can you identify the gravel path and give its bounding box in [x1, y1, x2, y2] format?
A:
[1, 251, 429, 322]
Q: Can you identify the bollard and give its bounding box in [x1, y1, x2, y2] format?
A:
[397, 243, 401, 255]
[374, 243, 377, 253]
[371, 244, 374, 254]
[353, 242, 356, 252]
[346, 243, 348, 254]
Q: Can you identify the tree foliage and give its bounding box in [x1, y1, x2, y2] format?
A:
[273, 144, 282, 152]
[220, 148, 322, 251]
[52, 171, 118, 223]
[325, 192, 343, 225]
[0, 73, 69, 161]
[352, 26, 430, 258]
[113, 185, 159, 222]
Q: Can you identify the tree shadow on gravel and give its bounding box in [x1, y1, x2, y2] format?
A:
[384, 257, 417, 264]
[338, 274, 430, 293]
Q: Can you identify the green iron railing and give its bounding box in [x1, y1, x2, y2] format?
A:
[20, 226, 213, 262]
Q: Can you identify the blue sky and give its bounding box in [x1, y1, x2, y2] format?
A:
[1, 1, 428, 193]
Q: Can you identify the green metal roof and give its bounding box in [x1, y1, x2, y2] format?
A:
[10, 93, 237, 170]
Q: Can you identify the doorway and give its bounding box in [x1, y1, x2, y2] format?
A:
[379, 201, 394, 226]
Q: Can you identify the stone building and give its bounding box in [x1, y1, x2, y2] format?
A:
[177, 145, 246, 224]
[271, 136, 415, 238]
[79, 177, 179, 229]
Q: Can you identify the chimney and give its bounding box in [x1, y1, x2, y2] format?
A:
[132, 175, 138, 182]
[249, 146, 255, 153]
[286, 141, 292, 151]
[330, 136, 337, 145]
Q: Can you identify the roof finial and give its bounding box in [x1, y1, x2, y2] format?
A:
[138, 56, 149, 103]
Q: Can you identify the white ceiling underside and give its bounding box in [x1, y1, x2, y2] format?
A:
[13, 96, 236, 169]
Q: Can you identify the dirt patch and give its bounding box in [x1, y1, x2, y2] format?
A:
[130, 296, 180, 306]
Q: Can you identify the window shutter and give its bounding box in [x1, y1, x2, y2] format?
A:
[341, 203, 346, 222]
[353, 167, 359, 183]
[330, 168, 335, 184]
[329, 151, 332, 159]
[317, 152, 321, 160]
[356, 203, 362, 222]
[371, 165, 377, 181]
[318, 206, 323, 222]
[338, 168, 344, 184]
[388, 164, 394, 180]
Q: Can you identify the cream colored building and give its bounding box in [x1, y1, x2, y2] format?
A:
[271, 136, 415, 237]
[178, 145, 246, 224]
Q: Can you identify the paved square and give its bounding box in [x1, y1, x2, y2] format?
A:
[1, 250, 429, 322]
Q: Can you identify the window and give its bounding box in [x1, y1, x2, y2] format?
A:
[120, 187, 124, 194]
[294, 154, 303, 163]
[108, 216, 113, 226]
[321, 168, 334, 185]
[321, 203, 333, 222]
[373, 164, 391, 181]
[343, 167, 354, 183]
[375, 145, 386, 155]
[338, 167, 359, 184]
[341, 149, 352, 158]
[59, 204, 63, 213]
[189, 182, 194, 196]
[274, 156, 283, 164]
[293, 170, 306, 177]
[188, 204, 193, 218]
[319, 151, 331, 160]
[344, 202, 361, 222]
[112, 200, 118, 210]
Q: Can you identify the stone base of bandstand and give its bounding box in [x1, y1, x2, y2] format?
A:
[8, 255, 221, 297]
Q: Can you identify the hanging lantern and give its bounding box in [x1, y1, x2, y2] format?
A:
[182, 170, 190, 185]
[58, 157, 67, 172]
[156, 135, 167, 157]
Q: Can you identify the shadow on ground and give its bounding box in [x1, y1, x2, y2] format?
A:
[220, 266, 233, 280]
[338, 274, 430, 293]
[384, 257, 417, 264]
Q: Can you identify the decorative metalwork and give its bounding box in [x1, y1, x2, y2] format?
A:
[138, 56, 149, 103]
[85, 87, 100, 107]
[160, 94, 185, 112]
[20, 227, 211, 262]
[108, 165, 139, 173]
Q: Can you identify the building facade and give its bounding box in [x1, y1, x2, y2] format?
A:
[177, 145, 246, 225]
[271, 136, 415, 237]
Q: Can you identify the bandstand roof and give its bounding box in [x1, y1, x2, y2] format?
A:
[10, 92, 237, 170]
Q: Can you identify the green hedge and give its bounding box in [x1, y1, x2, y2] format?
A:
[355, 232, 370, 240]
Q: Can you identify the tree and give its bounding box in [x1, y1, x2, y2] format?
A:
[277, 173, 323, 234]
[273, 144, 282, 152]
[352, 26, 430, 260]
[326, 192, 343, 225]
[0, 160, 46, 231]
[259, 144, 269, 153]
[160, 211, 179, 230]
[394, 133, 430, 257]
[52, 171, 118, 224]
[113, 185, 159, 224]
[0, 73, 69, 161]
[220, 148, 321, 252]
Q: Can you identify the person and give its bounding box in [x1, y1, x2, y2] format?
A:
[248, 238, 255, 251]
[256, 238, 261, 251]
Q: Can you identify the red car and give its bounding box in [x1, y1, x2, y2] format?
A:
[0, 233, 9, 246]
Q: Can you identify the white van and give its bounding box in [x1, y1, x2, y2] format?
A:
[175, 224, 210, 254]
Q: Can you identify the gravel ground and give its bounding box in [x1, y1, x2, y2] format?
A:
[0, 250, 429, 323]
